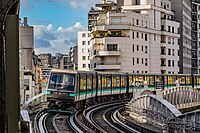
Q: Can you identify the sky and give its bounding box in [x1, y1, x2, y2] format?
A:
[20, 0, 100, 55]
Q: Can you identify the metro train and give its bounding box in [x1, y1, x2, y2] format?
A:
[46, 69, 200, 109]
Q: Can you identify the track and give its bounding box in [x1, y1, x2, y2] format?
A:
[35, 110, 60, 133]
[68, 100, 143, 133]
[103, 106, 140, 133]
[35, 102, 157, 133]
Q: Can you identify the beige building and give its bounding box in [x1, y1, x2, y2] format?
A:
[60, 55, 71, 69]
[19, 17, 34, 70]
[78, 31, 92, 71]
[90, 0, 180, 74]
[38, 53, 52, 67]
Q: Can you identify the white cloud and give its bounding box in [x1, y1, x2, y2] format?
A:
[34, 22, 86, 55]
[21, 0, 33, 9]
[68, 0, 100, 9]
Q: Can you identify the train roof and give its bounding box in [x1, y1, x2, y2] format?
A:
[50, 69, 195, 76]
[50, 69, 77, 74]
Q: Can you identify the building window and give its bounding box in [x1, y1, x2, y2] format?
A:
[142, 58, 144, 64]
[172, 27, 174, 33]
[88, 33, 91, 37]
[172, 60, 174, 67]
[82, 48, 86, 53]
[82, 56, 86, 61]
[136, 19, 139, 25]
[142, 46, 143, 51]
[88, 56, 90, 60]
[161, 25, 164, 31]
[133, 58, 134, 65]
[168, 26, 171, 32]
[137, 32, 139, 38]
[137, 58, 139, 64]
[145, 71, 148, 73]
[88, 64, 90, 68]
[168, 49, 171, 55]
[154, 34, 156, 41]
[137, 71, 139, 73]
[132, 32, 134, 39]
[88, 41, 90, 45]
[132, 44, 134, 52]
[82, 64, 86, 68]
[145, 58, 148, 66]
[132, 18, 134, 25]
[168, 60, 171, 67]
[82, 41, 86, 45]
[82, 33, 86, 38]
[172, 49, 174, 56]
[107, 44, 118, 51]
[137, 45, 139, 51]
[145, 46, 147, 53]
[172, 38, 174, 44]
[141, 33, 143, 39]
[145, 34, 148, 41]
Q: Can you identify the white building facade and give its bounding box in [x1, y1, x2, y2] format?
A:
[78, 31, 92, 71]
[90, 0, 180, 74]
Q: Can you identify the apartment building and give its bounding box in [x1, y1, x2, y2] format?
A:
[60, 55, 71, 69]
[69, 46, 78, 70]
[52, 53, 63, 68]
[19, 17, 34, 70]
[192, 0, 200, 74]
[37, 53, 52, 67]
[90, 0, 180, 74]
[171, 0, 192, 74]
[78, 31, 92, 71]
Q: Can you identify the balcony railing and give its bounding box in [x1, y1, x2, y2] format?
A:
[96, 62, 121, 65]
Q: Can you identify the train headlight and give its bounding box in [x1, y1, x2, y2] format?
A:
[69, 93, 76, 97]
[46, 91, 51, 95]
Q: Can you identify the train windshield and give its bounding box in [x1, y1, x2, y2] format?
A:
[48, 73, 75, 91]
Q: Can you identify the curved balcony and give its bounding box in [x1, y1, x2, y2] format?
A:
[94, 62, 121, 70]
[94, 50, 121, 57]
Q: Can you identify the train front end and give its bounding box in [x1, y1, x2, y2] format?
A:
[46, 70, 77, 109]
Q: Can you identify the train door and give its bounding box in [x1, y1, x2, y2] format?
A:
[121, 74, 127, 94]
[92, 74, 97, 98]
[112, 75, 120, 94]
[87, 74, 92, 99]
[102, 74, 112, 95]
[98, 74, 102, 96]
[79, 74, 86, 101]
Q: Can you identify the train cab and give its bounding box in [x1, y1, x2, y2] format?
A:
[46, 69, 77, 108]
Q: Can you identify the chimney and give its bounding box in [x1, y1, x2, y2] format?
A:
[24, 17, 28, 26]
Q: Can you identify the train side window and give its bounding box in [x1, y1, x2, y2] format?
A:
[87, 75, 92, 92]
[80, 74, 86, 92]
[121, 75, 126, 88]
[186, 76, 191, 85]
[102, 75, 107, 89]
[129, 76, 133, 87]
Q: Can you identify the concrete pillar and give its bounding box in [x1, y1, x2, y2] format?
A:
[5, 15, 20, 133]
